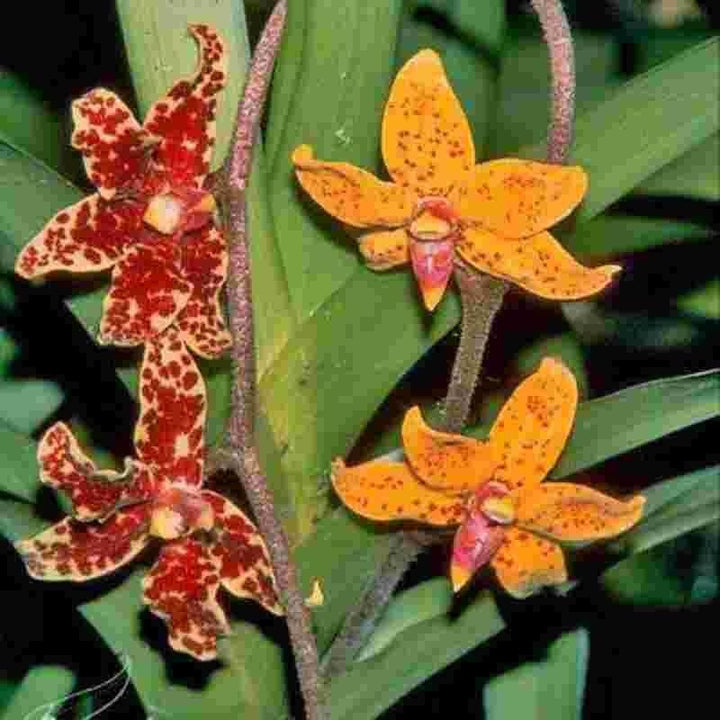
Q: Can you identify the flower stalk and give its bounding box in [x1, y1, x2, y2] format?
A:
[216, 2, 327, 718]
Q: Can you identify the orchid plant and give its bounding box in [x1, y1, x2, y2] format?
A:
[0, 1, 717, 720]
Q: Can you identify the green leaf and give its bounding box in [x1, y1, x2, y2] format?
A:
[0, 69, 70, 174]
[0, 665, 76, 720]
[0, 141, 105, 334]
[636, 132, 720, 201]
[0, 423, 43, 502]
[483, 628, 589, 720]
[677, 279, 720, 319]
[565, 213, 713, 257]
[0, 378, 62, 435]
[551, 369, 719, 479]
[266, 0, 405, 320]
[327, 588, 505, 720]
[565, 39, 719, 222]
[602, 522, 718, 607]
[617, 465, 720, 555]
[356, 577, 454, 662]
[514, 38, 718, 223]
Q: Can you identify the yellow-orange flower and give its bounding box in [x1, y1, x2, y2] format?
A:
[332, 359, 644, 598]
[293, 50, 619, 311]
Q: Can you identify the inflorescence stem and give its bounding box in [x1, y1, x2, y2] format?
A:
[218, 2, 327, 719]
[322, 0, 577, 679]
[530, 0, 576, 164]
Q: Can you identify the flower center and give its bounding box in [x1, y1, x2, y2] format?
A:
[143, 189, 216, 235]
[149, 486, 214, 540]
[472, 481, 515, 525]
[408, 196, 458, 242]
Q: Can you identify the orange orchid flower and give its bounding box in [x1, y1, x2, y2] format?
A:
[293, 50, 619, 311]
[332, 358, 644, 598]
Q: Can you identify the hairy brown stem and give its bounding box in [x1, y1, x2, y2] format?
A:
[321, 0, 578, 680]
[441, 267, 507, 434]
[218, 2, 326, 719]
[321, 531, 435, 680]
[530, 0, 576, 164]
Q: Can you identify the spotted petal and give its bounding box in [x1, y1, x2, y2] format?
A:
[382, 49, 475, 196]
[15, 195, 143, 279]
[98, 235, 191, 347]
[331, 458, 465, 526]
[359, 228, 410, 270]
[15, 505, 151, 581]
[292, 145, 414, 228]
[401, 406, 495, 494]
[456, 227, 620, 300]
[71, 89, 151, 200]
[143, 25, 227, 189]
[516, 483, 645, 542]
[488, 358, 578, 494]
[176, 225, 231, 358]
[490, 526, 567, 599]
[37, 422, 154, 521]
[135, 329, 206, 486]
[457, 159, 588, 239]
[203, 491, 282, 615]
[142, 538, 229, 661]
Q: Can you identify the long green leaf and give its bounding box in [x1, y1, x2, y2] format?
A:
[266, 0, 404, 320]
[552, 369, 719, 478]
[0, 423, 43, 502]
[0, 665, 76, 720]
[483, 628, 589, 720]
[0, 69, 69, 174]
[567, 39, 719, 222]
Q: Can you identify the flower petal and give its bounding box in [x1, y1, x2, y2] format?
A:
[15, 195, 142, 279]
[458, 159, 588, 238]
[381, 49, 474, 196]
[71, 89, 150, 200]
[516, 483, 645, 542]
[331, 458, 465, 526]
[142, 538, 229, 661]
[402, 406, 495, 494]
[457, 227, 620, 300]
[37, 422, 155, 521]
[409, 237, 455, 311]
[135, 329, 207, 487]
[490, 526, 567, 599]
[450, 509, 506, 592]
[358, 228, 410, 270]
[203, 491, 283, 615]
[99, 236, 191, 347]
[176, 225, 231, 358]
[15, 505, 151, 581]
[143, 25, 227, 189]
[292, 145, 414, 228]
[488, 358, 578, 493]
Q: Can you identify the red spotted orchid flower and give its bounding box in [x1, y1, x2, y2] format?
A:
[332, 358, 645, 598]
[15, 25, 231, 358]
[15, 329, 281, 660]
[293, 50, 619, 311]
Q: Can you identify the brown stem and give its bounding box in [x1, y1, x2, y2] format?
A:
[218, 3, 326, 719]
[530, 0, 576, 164]
[440, 267, 507, 434]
